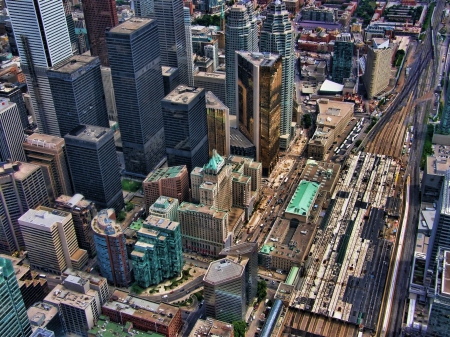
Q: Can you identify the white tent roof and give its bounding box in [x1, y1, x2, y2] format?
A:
[320, 79, 344, 93]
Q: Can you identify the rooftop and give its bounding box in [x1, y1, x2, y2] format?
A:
[230, 127, 255, 149]
[144, 166, 186, 183]
[104, 290, 179, 327]
[236, 51, 281, 68]
[27, 302, 59, 331]
[0, 97, 15, 113]
[108, 18, 154, 34]
[203, 149, 225, 174]
[194, 71, 226, 81]
[55, 194, 92, 210]
[162, 85, 204, 105]
[205, 91, 228, 110]
[300, 160, 340, 194]
[178, 202, 227, 219]
[48, 55, 99, 74]
[88, 315, 164, 337]
[427, 144, 450, 175]
[161, 66, 178, 75]
[286, 180, 320, 216]
[150, 196, 178, 212]
[204, 259, 244, 285]
[91, 209, 123, 236]
[19, 207, 70, 230]
[441, 251, 450, 297]
[189, 317, 234, 337]
[316, 98, 354, 128]
[143, 215, 179, 232]
[24, 133, 65, 150]
[319, 80, 344, 93]
[66, 124, 112, 142]
[44, 283, 97, 310]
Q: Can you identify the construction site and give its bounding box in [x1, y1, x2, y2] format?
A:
[283, 152, 402, 335]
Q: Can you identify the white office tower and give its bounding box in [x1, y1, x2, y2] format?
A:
[5, 0, 73, 137]
[0, 99, 26, 162]
[260, 0, 295, 149]
[154, 0, 190, 86]
[225, 1, 258, 117]
[204, 44, 218, 71]
[134, 0, 154, 17]
[184, 7, 195, 86]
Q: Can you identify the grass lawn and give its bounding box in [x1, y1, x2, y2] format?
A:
[121, 179, 142, 192]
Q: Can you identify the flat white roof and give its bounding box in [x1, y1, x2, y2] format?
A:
[320, 80, 344, 93]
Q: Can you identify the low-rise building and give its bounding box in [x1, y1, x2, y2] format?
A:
[62, 269, 109, 306]
[285, 180, 320, 223]
[131, 215, 183, 288]
[27, 302, 63, 335]
[88, 315, 164, 337]
[102, 290, 182, 337]
[44, 276, 101, 337]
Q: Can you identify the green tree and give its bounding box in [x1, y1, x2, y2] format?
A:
[257, 280, 267, 302]
[232, 320, 246, 337]
[303, 114, 313, 129]
[130, 283, 144, 295]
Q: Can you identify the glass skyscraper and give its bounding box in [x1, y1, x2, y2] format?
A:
[5, 0, 73, 136]
[332, 33, 354, 84]
[225, 1, 258, 117]
[260, 0, 295, 150]
[106, 18, 166, 176]
[0, 257, 32, 337]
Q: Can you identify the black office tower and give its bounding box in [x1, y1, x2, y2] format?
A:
[161, 85, 209, 173]
[106, 18, 166, 176]
[47, 55, 110, 137]
[64, 125, 124, 212]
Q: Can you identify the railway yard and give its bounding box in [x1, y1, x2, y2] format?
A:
[285, 153, 402, 334]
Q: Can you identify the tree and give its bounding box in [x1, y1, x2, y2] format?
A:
[355, 139, 362, 147]
[232, 320, 246, 337]
[303, 113, 313, 129]
[257, 280, 267, 302]
[130, 283, 144, 295]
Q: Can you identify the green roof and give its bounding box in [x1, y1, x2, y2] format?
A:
[285, 266, 299, 285]
[260, 245, 272, 255]
[145, 166, 185, 182]
[203, 149, 224, 173]
[88, 316, 164, 337]
[130, 219, 144, 231]
[286, 180, 320, 216]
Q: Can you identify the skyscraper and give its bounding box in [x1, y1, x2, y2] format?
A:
[5, 0, 73, 136]
[362, 38, 393, 99]
[19, 207, 88, 274]
[0, 99, 26, 162]
[184, 7, 195, 86]
[47, 55, 109, 137]
[0, 82, 29, 129]
[205, 91, 230, 157]
[106, 18, 166, 176]
[236, 51, 282, 175]
[64, 125, 124, 212]
[161, 86, 209, 173]
[0, 257, 32, 337]
[154, 0, 190, 85]
[225, 1, 258, 117]
[260, 0, 295, 149]
[23, 133, 73, 201]
[82, 0, 118, 67]
[91, 209, 131, 287]
[332, 33, 354, 84]
[0, 162, 49, 254]
[134, 0, 154, 17]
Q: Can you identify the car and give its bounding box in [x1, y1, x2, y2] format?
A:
[180, 288, 185, 292]
[195, 285, 200, 289]
[170, 291, 174, 294]
[162, 295, 168, 299]
[195, 264, 198, 267]
[186, 290, 190, 294]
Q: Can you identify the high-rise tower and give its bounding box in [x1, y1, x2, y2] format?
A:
[47, 55, 109, 137]
[64, 125, 124, 212]
[154, 0, 190, 85]
[332, 33, 354, 84]
[0, 257, 32, 337]
[0, 162, 49, 254]
[184, 7, 195, 86]
[106, 18, 166, 176]
[5, 0, 73, 136]
[225, 1, 258, 117]
[82, 0, 118, 67]
[134, 0, 154, 17]
[161, 86, 209, 173]
[0, 99, 26, 162]
[260, 0, 295, 149]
